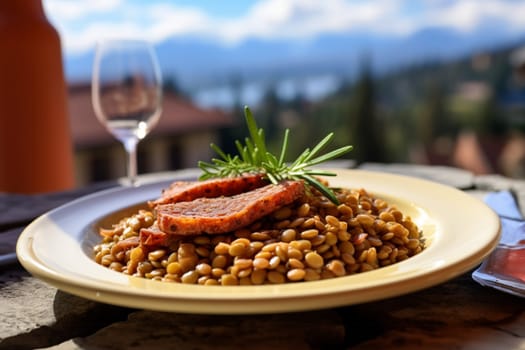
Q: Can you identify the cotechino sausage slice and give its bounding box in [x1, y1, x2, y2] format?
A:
[149, 174, 268, 207]
[139, 225, 180, 247]
[155, 180, 304, 235]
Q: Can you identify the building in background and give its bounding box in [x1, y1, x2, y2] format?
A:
[68, 84, 233, 186]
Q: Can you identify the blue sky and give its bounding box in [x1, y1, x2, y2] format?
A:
[44, 0, 525, 58]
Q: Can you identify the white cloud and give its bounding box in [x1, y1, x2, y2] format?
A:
[44, 0, 123, 21]
[43, 0, 525, 56]
[64, 21, 148, 54]
[146, 4, 212, 42]
[421, 0, 525, 33]
[219, 0, 403, 43]
[45, 0, 214, 54]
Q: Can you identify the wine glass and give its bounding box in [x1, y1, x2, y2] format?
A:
[92, 39, 162, 186]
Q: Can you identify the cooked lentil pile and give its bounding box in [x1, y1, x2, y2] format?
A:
[93, 187, 424, 285]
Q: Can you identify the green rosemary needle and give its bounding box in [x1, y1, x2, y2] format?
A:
[198, 106, 353, 204]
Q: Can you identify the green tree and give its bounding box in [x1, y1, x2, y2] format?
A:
[349, 56, 385, 163]
[418, 81, 447, 145]
[218, 73, 245, 156]
[259, 84, 281, 145]
[163, 75, 182, 95]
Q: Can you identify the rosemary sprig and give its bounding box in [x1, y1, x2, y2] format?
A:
[198, 106, 353, 204]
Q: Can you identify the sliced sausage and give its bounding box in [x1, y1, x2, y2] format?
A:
[149, 173, 268, 207]
[156, 180, 304, 235]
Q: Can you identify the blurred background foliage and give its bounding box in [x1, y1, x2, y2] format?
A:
[210, 43, 525, 178]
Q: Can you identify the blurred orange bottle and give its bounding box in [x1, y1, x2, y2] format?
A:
[0, 0, 75, 193]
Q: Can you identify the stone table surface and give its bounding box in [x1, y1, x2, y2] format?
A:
[1, 164, 525, 350]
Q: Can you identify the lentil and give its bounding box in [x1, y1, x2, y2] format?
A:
[94, 186, 425, 285]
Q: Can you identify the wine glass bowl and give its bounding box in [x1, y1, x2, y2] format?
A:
[92, 39, 162, 186]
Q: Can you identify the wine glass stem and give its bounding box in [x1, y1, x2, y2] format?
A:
[123, 138, 139, 186]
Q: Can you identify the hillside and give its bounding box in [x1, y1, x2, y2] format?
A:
[64, 27, 525, 94]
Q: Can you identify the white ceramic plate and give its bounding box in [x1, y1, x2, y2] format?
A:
[16, 169, 500, 314]
[359, 163, 474, 189]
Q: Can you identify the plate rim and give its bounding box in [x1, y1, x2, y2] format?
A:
[16, 169, 501, 314]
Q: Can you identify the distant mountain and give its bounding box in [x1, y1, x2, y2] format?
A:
[64, 26, 525, 93]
